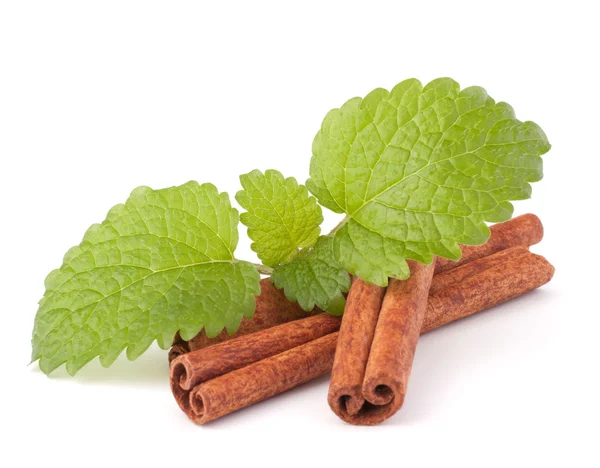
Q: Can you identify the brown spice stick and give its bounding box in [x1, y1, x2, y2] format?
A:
[326, 278, 386, 416]
[430, 245, 530, 295]
[171, 251, 553, 424]
[364, 261, 435, 418]
[186, 334, 338, 424]
[328, 249, 554, 425]
[422, 250, 555, 333]
[329, 260, 436, 425]
[435, 213, 543, 274]
[171, 313, 341, 417]
[173, 214, 543, 358]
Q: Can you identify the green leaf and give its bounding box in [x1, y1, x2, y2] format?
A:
[271, 236, 350, 314]
[236, 169, 323, 268]
[31, 181, 260, 375]
[307, 78, 550, 285]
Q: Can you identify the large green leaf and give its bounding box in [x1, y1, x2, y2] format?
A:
[31, 182, 260, 375]
[307, 78, 550, 285]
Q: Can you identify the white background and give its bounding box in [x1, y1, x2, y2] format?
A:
[1, 1, 598, 467]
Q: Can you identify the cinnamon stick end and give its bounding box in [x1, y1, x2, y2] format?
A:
[188, 387, 209, 424]
[362, 376, 403, 407]
[535, 253, 555, 284]
[169, 357, 196, 416]
[168, 343, 190, 363]
[328, 384, 365, 418]
[328, 380, 404, 426]
[520, 213, 544, 246]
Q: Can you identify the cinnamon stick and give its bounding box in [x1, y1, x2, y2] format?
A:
[329, 260, 436, 425]
[185, 334, 339, 424]
[172, 214, 543, 358]
[328, 250, 554, 425]
[171, 250, 554, 424]
[323, 279, 384, 416]
[430, 245, 530, 295]
[423, 249, 555, 332]
[363, 261, 435, 418]
[327, 215, 542, 425]
[171, 313, 341, 422]
[435, 213, 543, 274]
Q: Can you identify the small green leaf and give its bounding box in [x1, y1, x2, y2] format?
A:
[31, 182, 260, 375]
[271, 236, 350, 313]
[236, 169, 323, 268]
[322, 294, 347, 316]
[307, 78, 550, 285]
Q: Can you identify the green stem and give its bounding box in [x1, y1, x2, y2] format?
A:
[254, 263, 274, 275]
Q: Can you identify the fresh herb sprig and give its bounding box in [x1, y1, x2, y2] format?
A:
[32, 78, 550, 375]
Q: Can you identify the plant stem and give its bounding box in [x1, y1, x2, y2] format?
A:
[254, 263, 274, 275]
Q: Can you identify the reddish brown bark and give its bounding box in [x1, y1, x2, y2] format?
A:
[430, 245, 530, 295]
[171, 250, 554, 424]
[171, 313, 341, 421]
[423, 250, 555, 332]
[435, 213, 543, 274]
[184, 334, 338, 424]
[328, 250, 554, 425]
[329, 260, 436, 425]
[326, 278, 386, 416]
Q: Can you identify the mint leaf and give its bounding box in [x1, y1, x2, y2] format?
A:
[271, 236, 350, 314]
[236, 169, 323, 268]
[307, 78, 550, 285]
[31, 182, 260, 375]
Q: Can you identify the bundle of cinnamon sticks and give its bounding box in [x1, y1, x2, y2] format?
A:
[170, 214, 554, 425]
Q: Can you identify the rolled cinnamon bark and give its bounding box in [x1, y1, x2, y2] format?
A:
[329, 260, 436, 425]
[171, 251, 554, 425]
[185, 334, 339, 424]
[422, 250, 555, 333]
[171, 313, 341, 418]
[365, 261, 435, 418]
[173, 215, 543, 358]
[326, 278, 386, 416]
[328, 249, 554, 425]
[435, 213, 543, 274]
[430, 245, 530, 295]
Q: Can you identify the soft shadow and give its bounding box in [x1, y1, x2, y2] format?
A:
[30, 343, 170, 387]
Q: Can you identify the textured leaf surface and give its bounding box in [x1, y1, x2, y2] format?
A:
[236, 170, 323, 268]
[31, 182, 260, 375]
[271, 237, 350, 314]
[307, 77, 550, 285]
